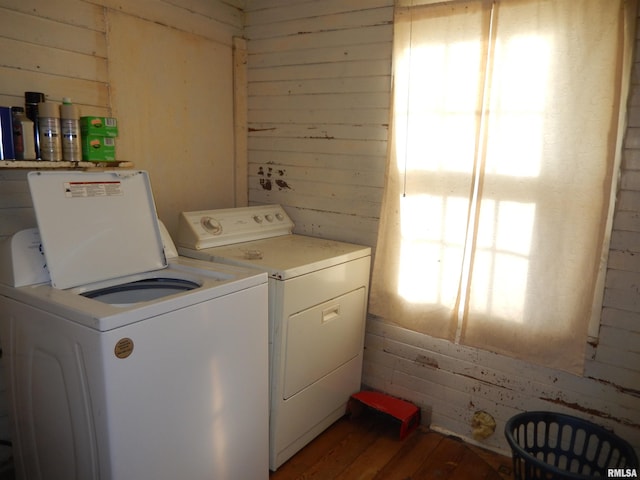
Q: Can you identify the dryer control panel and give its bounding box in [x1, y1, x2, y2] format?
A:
[177, 204, 294, 250]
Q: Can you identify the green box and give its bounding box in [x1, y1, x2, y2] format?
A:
[80, 116, 118, 137]
[82, 135, 116, 161]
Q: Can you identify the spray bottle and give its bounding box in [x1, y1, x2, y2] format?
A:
[60, 98, 81, 161]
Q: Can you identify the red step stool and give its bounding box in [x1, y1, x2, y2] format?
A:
[348, 391, 421, 440]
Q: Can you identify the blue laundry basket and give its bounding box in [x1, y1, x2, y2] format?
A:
[505, 411, 638, 479]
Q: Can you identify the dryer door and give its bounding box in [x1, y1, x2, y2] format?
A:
[283, 287, 366, 399]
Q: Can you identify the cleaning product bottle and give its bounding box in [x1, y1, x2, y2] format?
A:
[24, 91, 45, 159]
[60, 98, 81, 161]
[37, 101, 62, 161]
[11, 107, 36, 160]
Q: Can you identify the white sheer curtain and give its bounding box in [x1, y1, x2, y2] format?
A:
[370, 0, 636, 373]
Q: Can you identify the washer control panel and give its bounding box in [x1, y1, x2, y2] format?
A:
[0, 228, 51, 287]
[177, 204, 294, 250]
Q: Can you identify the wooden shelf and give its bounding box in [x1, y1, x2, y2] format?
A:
[0, 160, 134, 169]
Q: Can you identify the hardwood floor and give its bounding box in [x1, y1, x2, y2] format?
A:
[269, 413, 514, 480]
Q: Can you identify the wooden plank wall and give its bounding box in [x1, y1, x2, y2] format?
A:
[245, 0, 640, 457]
[0, 0, 108, 238]
[244, 0, 393, 247]
[0, 0, 244, 236]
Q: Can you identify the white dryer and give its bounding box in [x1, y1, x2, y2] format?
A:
[0, 171, 269, 480]
[177, 205, 371, 470]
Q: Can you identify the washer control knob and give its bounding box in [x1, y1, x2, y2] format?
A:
[265, 214, 274, 222]
[201, 216, 222, 235]
[275, 213, 284, 221]
[253, 215, 263, 223]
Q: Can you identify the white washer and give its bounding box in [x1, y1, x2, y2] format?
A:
[0, 171, 269, 480]
[177, 205, 371, 470]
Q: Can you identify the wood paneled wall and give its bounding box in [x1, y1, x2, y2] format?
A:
[0, 0, 245, 236]
[244, 0, 392, 246]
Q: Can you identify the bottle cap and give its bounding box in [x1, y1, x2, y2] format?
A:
[60, 101, 79, 120]
[38, 102, 60, 118]
[25, 92, 45, 105]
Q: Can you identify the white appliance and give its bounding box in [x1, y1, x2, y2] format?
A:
[177, 204, 371, 470]
[0, 171, 269, 480]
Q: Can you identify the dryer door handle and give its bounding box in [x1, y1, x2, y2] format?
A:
[321, 305, 340, 323]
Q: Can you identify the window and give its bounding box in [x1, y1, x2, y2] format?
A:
[370, 0, 636, 373]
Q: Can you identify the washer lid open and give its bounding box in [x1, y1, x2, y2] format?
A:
[28, 170, 167, 290]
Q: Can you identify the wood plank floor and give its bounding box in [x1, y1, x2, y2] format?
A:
[269, 413, 514, 480]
